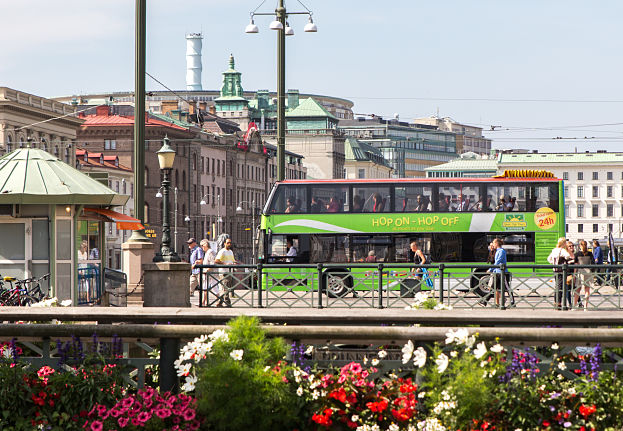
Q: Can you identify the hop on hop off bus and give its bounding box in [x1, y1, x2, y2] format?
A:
[258, 172, 565, 297]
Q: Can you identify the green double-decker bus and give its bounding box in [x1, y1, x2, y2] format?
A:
[259, 173, 565, 296]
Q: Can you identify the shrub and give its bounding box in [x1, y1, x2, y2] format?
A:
[176, 316, 303, 431]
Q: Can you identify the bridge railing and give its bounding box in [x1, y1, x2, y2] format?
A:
[195, 262, 623, 310]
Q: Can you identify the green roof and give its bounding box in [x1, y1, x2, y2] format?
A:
[286, 97, 336, 119]
[499, 152, 623, 164]
[425, 157, 498, 172]
[150, 112, 194, 129]
[0, 148, 128, 205]
[345, 138, 388, 166]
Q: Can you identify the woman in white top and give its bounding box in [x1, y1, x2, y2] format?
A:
[547, 237, 573, 309]
[200, 239, 217, 307]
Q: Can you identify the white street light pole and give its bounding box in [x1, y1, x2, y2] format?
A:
[174, 186, 178, 253]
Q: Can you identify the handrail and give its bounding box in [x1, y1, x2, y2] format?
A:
[0, 323, 618, 345]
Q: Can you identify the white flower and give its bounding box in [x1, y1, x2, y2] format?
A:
[567, 387, 576, 395]
[371, 358, 379, 366]
[445, 328, 473, 346]
[176, 363, 192, 377]
[473, 342, 487, 359]
[363, 356, 369, 365]
[558, 361, 567, 370]
[413, 347, 427, 368]
[489, 369, 497, 378]
[378, 350, 387, 359]
[441, 390, 451, 401]
[181, 375, 197, 392]
[435, 353, 449, 373]
[402, 340, 414, 364]
[60, 299, 72, 307]
[351, 414, 359, 422]
[480, 360, 487, 368]
[209, 329, 229, 343]
[305, 345, 314, 355]
[1, 348, 13, 359]
[450, 350, 458, 357]
[389, 424, 400, 431]
[263, 365, 271, 372]
[312, 390, 320, 400]
[551, 343, 559, 350]
[490, 343, 504, 353]
[296, 386, 303, 396]
[418, 391, 426, 399]
[230, 349, 244, 361]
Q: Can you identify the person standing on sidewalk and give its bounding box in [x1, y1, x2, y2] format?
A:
[548, 237, 573, 309]
[575, 240, 592, 309]
[215, 237, 237, 307]
[187, 238, 204, 297]
[487, 238, 514, 307]
[200, 239, 217, 307]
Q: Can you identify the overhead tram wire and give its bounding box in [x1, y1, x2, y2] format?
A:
[344, 96, 623, 103]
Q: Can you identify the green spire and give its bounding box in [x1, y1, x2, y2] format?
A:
[219, 54, 244, 98]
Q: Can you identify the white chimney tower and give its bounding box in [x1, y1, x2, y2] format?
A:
[185, 33, 203, 91]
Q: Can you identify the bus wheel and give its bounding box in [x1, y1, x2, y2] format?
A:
[324, 270, 353, 298]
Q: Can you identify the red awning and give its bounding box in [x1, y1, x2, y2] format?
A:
[83, 208, 145, 231]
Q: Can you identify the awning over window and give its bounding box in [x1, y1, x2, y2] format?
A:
[83, 208, 144, 231]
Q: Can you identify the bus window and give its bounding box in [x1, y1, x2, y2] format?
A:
[527, 183, 558, 211]
[310, 235, 348, 263]
[486, 233, 535, 262]
[352, 186, 390, 213]
[438, 185, 481, 212]
[267, 185, 307, 213]
[486, 184, 526, 212]
[310, 186, 349, 213]
[351, 235, 391, 262]
[394, 186, 432, 212]
[393, 235, 432, 263]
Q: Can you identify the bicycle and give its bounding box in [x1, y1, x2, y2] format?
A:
[0, 273, 50, 306]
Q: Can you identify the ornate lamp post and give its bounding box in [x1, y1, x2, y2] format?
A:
[245, 0, 317, 181]
[154, 136, 181, 262]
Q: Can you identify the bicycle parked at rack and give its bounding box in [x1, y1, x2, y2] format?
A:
[0, 273, 50, 306]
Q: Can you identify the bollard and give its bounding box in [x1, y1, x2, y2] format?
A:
[317, 263, 324, 309]
[438, 264, 445, 304]
[257, 263, 263, 308]
[377, 263, 384, 309]
[159, 337, 180, 394]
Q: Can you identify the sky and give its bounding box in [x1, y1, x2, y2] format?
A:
[2, 0, 623, 152]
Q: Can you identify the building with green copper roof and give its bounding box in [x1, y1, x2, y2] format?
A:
[425, 153, 498, 178]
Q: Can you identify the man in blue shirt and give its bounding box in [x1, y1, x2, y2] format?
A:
[187, 238, 204, 297]
[487, 238, 515, 307]
[593, 240, 603, 286]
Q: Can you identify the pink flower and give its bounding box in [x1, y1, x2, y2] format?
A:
[117, 417, 129, 428]
[121, 397, 134, 409]
[137, 411, 151, 423]
[131, 417, 140, 426]
[155, 408, 171, 419]
[90, 421, 103, 431]
[190, 419, 201, 430]
[338, 375, 347, 384]
[182, 409, 196, 421]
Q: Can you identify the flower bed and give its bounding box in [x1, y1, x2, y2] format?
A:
[1, 317, 622, 430]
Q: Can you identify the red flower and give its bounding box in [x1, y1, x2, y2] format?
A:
[328, 388, 347, 404]
[311, 408, 333, 428]
[391, 407, 412, 421]
[579, 404, 597, 418]
[366, 399, 388, 412]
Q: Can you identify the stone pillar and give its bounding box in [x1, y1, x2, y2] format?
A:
[142, 262, 191, 307]
[122, 241, 155, 306]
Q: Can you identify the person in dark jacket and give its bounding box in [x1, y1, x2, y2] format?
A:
[593, 240, 604, 286]
[575, 240, 592, 309]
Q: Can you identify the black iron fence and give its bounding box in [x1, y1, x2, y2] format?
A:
[195, 262, 623, 310]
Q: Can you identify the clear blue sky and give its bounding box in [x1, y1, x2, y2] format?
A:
[2, 0, 623, 152]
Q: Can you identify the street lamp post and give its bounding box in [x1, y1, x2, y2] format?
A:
[153, 137, 181, 262]
[245, 0, 317, 181]
[236, 200, 257, 264]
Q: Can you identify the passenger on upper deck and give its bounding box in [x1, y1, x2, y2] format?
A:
[495, 195, 507, 211]
[285, 197, 299, 213]
[311, 197, 324, 213]
[455, 194, 469, 211]
[372, 193, 386, 212]
[326, 196, 341, 212]
[415, 195, 430, 212]
[438, 194, 450, 211]
[505, 197, 516, 211]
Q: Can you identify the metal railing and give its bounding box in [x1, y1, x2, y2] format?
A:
[195, 262, 623, 310]
[1, 323, 623, 392]
[77, 264, 101, 305]
[103, 268, 128, 307]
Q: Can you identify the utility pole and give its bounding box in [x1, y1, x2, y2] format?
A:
[276, 0, 286, 181]
[129, 0, 150, 242]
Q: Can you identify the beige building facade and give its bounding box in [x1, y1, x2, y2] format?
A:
[0, 87, 80, 165]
